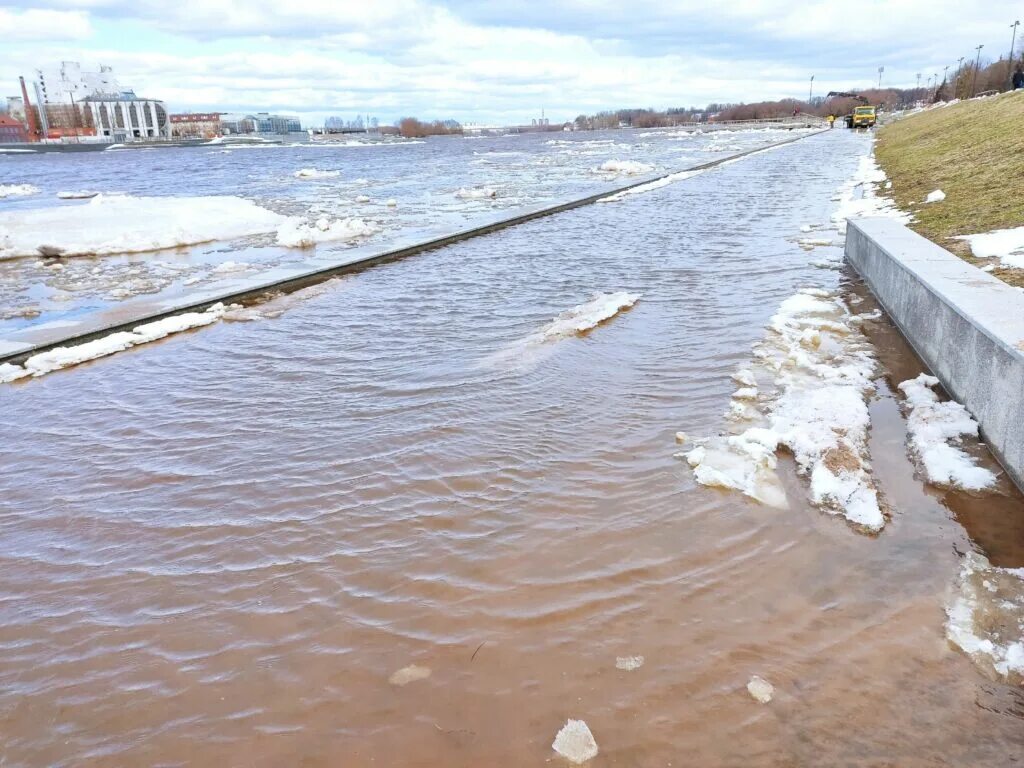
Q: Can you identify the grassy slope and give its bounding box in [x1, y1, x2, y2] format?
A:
[875, 90, 1024, 286]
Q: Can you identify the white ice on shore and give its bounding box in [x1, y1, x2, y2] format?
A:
[275, 216, 378, 248]
[831, 155, 909, 233]
[541, 292, 640, 340]
[0, 194, 289, 259]
[946, 552, 1024, 684]
[955, 226, 1024, 270]
[685, 289, 884, 531]
[454, 186, 498, 199]
[897, 374, 996, 490]
[924, 189, 946, 203]
[597, 170, 703, 203]
[595, 159, 654, 176]
[0, 183, 39, 198]
[1, 304, 226, 382]
[552, 719, 599, 764]
[294, 168, 341, 179]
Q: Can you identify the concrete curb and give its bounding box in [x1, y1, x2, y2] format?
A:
[845, 217, 1024, 489]
[0, 129, 825, 367]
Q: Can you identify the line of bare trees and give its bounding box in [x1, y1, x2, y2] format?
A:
[397, 117, 463, 138]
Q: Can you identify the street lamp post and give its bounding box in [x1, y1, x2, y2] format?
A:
[971, 44, 984, 97]
[1010, 21, 1020, 86]
[956, 56, 965, 98]
[877, 66, 884, 88]
[809, 74, 814, 104]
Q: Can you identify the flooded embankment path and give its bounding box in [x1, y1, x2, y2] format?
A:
[2, 130, 1023, 765]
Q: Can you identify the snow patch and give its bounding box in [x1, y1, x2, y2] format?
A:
[831, 155, 910, 234]
[955, 226, 1024, 270]
[924, 189, 946, 203]
[897, 374, 996, 490]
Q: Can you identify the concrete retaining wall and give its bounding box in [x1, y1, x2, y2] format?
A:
[846, 218, 1024, 489]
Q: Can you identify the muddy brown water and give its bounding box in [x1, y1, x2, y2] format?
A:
[1, 130, 1023, 766]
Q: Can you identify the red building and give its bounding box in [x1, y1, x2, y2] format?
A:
[0, 114, 28, 143]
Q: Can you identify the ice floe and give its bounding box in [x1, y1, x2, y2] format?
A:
[541, 291, 640, 340]
[615, 655, 645, 671]
[454, 186, 498, 200]
[275, 216, 378, 248]
[294, 168, 341, 179]
[955, 226, 1024, 270]
[552, 719, 599, 764]
[595, 159, 654, 176]
[684, 289, 884, 531]
[897, 374, 996, 490]
[388, 664, 432, 686]
[56, 190, 99, 200]
[0, 194, 288, 259]
[946, 552, 1024, 685]
[1, 304, 226, 381]
[597, 169, 703, 203]
[0, 183, 39, 198]
[746, 675, 774, 703]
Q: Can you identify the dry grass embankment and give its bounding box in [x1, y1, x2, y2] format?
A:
[875, 90, 1024, 287]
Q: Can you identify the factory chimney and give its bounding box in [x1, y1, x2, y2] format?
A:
[19, 76, 40, 142]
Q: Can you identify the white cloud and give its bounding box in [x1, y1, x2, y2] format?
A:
[0, 8, 92, 40]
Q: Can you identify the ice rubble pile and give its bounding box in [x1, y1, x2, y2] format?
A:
[541, 292, 640, 340]
[684, 288, 885, 532]
[0, 194, 289, 259]
[275, 216, 379, 248]
[955, 226, 1024, 270]
[0, 183, 39, 198]
[551, 719, 599, 764]
[946, 552, 1024, 684]
[595, 159, 654, 176]
[897, 374, 996, 490]
[454, 186, 498, 200]
[0, 304, 226, 383]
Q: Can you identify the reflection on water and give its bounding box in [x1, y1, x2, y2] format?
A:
[1, 130, 1023, 766]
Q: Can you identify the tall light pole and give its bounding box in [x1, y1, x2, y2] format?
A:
[1010, 21, 1020, 86]
[877, 66, 884, 88]
[956, 57, 965, 98]
[916, 72, 922, 90]
[809, 74, 814, 104]
[971, 44, 984, 97]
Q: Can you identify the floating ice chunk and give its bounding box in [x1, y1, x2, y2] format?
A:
[388, 664, 431, 686]
[800, 224, 812, 233]
[595, 159, 654, 176]
[946, 552, 1024, 684]
[552, 719, 599, 764]
[210, 260, 251, 274]
[924, 189, 946, 203]
[733, 387, 758, 400]
[386, 199, 397, 207]
[897, 374, 996, 490]
[454, 186, 497, 199]
[354, 194, 371, 203]
[731, 369, 757, 387]
[541, 292, 640, 340]
[276, 217, 378, 248]
[955, 226, 1024, 270]
[674, 431, 688, 444]
[615, 655, 645, 671]
[0, 183, 38, 198]
[294, 168, 340, 179]
[56, 190, 99, 200]
[0, 195, 288, 260]
[686, 430, 787, 508]
[747, 675, 774, 703]
[597, 169, 702, 202]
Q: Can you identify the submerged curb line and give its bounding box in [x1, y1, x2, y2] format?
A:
[1, 129, 826, 367]
[846, 218, 1024, 491]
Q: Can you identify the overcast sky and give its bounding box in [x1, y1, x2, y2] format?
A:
[1, 0, 1020, 126]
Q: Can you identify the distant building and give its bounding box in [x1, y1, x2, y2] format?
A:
[169, 112, 222, 139]
[29, 62, 169, 141]
[221, 112, 301, 135]
[0, 114, 28, 143]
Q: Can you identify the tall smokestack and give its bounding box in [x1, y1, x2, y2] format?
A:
[19, 76, 40, 142]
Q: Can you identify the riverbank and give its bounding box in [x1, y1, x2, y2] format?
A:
[874, 90, 1024, 287]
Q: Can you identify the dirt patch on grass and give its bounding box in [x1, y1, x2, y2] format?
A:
[875, 91, 1024, 287]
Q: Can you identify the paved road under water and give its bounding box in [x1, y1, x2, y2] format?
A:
[2, 129, 1023, 766]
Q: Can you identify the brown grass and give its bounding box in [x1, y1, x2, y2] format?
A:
[875, 91, 1024, 287]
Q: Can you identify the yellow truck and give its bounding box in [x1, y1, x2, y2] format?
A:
[848, 106, 877, 128]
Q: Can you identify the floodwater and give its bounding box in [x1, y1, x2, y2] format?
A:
[2, 129, 1023, 766]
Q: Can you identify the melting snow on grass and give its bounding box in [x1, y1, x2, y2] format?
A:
[552, 719, 599, 764]
[0, 183, 39, 198]
[946, 551, 1024, 685]
[0, 304, 226, 382]
[831, 154, 910, 234]
[897, 374, 996, 490]
[275, 216, 378, 248]
[683, 288, 885, 532]
[0, 194, 289, 259]
[955, 226, 1024, 270]
[924, 189, 946, 203]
